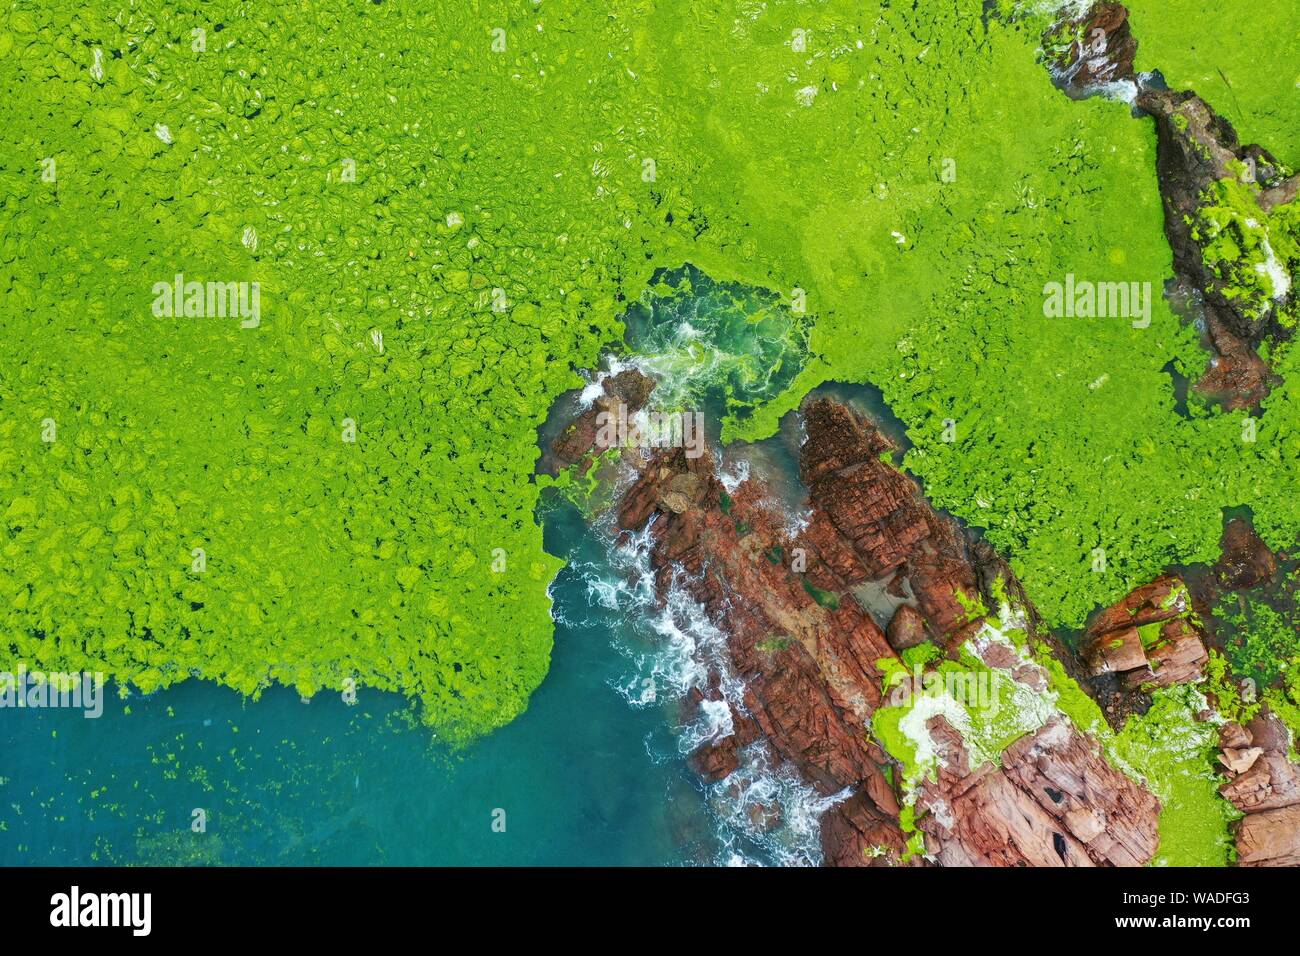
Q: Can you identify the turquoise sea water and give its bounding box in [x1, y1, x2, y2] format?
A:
[2, 269, 835, 867]
[0, 504, 721, 866]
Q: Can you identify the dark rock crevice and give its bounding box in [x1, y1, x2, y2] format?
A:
[1044, 2, 1297, 409]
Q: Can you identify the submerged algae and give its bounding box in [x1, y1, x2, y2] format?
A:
[1212, 587, 1300, 689]
[1209, 572, 1300, 744]
[0, 1, 664, 741]
[620, 265, 812, 421]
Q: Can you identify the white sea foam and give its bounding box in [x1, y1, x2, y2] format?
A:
[718, 458, 750, 494]
[1252, 229, 1292, 301]
[576, 356, 633, 409]
[578, 512, 836, 865]
[708, 744, 852, 867]
[1090, 78, 1138, 105]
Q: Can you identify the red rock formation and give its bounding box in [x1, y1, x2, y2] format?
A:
[886, 604, 927, 652]
[1132, 77, 1288, 408]
[798, 401, 978, 640]
[915, 716, 1159, 867]
[555, 389, 1162, 865]
[1218, 712, 1300, 865]
[1081, 575, 1208, 689]
[620, 447, 902, 799]
[548, 368, 657, 471]
[821, 791, 916, 868]
[892, 626, 1160, 868]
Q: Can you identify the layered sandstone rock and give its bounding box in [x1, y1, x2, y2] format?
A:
[914, 715, 1159, 867]
[545, 370, 1172, 865]
[1081, 575, 1208, 689]
[559, 395, 1161, 866]
[1218, 712, 1300, 865]
[798, 400, 978, 640]
[1235, 806, 1300, 867]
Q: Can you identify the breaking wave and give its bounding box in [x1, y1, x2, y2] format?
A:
[575, 512, 842, 866]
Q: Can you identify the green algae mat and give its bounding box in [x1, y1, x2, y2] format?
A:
[3, 0, 1300, 752]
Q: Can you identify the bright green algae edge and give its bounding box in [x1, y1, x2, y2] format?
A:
[1124, 0, 1300, 169]
[1, 3, 1298, 870]
[875, 614, 1238, 866]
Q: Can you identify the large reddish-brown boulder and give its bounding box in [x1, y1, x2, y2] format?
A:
[886, 604, 928, 652]
[1236, 806, 1300, 866]
[1081, 575, 1207, 689]
[1216, 518, 1278, 591]
[1216, 711, 1300, 865]
[688, 736, 741, 783]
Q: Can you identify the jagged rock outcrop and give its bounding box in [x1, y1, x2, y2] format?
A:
[1042, 2, 1137, 92]
[1136, 83, 1291, 403]
[1081, 574, 1208, 689]
[551, 390, 1163, 866]
[1042, 2, 1293, 409]
[547, 368, 657, 472]
[618, 438, 906, 806]
[542, 3, 1297, 869]
[1218, 712, 1300, 865]
[798, 400, 978, 640]
[914, 715, 1160, 867]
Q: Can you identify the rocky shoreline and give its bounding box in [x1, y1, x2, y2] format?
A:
[549, 372, 1154, 864]
[1045, 2, 1299, 409]
[548, 367, 1300, 865]
[538, 2, 1300, 867]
